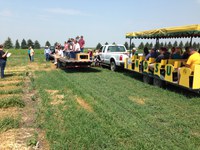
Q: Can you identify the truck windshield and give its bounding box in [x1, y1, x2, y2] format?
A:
[108, 46, 126, 52]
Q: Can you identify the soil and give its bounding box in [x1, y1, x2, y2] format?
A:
[0, 62, 50, 149]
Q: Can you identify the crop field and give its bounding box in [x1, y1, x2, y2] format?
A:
[0, 49, 200, 149]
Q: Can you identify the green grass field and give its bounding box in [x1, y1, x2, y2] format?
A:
[2, 49, 200, 149]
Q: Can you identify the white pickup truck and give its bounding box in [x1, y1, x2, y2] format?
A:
[98, 44, 128, 71]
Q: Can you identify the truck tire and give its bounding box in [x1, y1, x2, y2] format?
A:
[110, 61, 117, 71]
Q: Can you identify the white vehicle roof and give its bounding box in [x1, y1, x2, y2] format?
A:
[102, 44, 125, 47]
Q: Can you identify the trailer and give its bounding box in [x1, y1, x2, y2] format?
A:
[125, 24, 200, 94]
[51, 53, 93, 68]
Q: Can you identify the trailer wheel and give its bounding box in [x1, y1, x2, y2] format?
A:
[110, 61, 117, 71]
[153, 77, 165, 88]
[143, 74, 153, 84]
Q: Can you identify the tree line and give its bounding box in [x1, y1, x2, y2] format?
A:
[2, 37, 53, 49]
[96, 41, 200, 50]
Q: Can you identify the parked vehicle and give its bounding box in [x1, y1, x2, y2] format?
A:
[98, 44, 128, 71]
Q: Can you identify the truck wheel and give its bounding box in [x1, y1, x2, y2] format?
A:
[110, 61, 117, 71]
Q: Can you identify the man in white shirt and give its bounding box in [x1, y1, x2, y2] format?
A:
[70, 40, 80, 59]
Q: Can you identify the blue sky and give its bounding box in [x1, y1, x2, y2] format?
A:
[0, 0, 200, 47]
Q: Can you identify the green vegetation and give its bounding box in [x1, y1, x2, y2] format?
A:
[0, 117, 20, 132]
[34, 68, 200, 149]
[26, 132, 38, 146]
[3, 49, 200, 149]
[0, 97, 25, 108]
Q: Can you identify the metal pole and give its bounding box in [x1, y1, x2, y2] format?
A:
[155, 38, 159, 49]
[129, 38, 132, 50]
[189, 36, 193, 47]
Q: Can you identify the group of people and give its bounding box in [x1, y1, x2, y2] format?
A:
[130, 46, 200, 82]
[44, 36, 85, 64]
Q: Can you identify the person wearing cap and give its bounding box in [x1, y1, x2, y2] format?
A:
[44, 46, 50, 61]
[130, 47, 138, 57]
[0, 44, 8, 78]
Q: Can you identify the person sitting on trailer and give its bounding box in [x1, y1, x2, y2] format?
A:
[182, 47, 190, 59]
[145, 48, 157, 61]
[143, 47, 149, 57]
[170, 47, 176, 58]
[171, 47, 182, 59]
[149, 47, 170, 71]
[184, 47, 200, 72]
[177, 47, 200, 82]
[129, 47, 138, 57]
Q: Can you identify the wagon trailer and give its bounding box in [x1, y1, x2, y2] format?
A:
[125, 24, 200, 93]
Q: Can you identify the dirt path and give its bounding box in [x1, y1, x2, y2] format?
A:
[0, 62, 51, 149]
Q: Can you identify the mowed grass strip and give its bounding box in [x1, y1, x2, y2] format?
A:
[0, 117, 20, 132]
[34, 67, 200, 150]
[0, 97, 25, 108]
[0, 88, 23, 95]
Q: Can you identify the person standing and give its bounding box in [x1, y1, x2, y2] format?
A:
[0, 44, 8, 78]
[74, 40, 80, 58]
[79, 36, 85, 53]
[28, 47, 31, 61]
[30, 46, 34, 62]
[44, 46, 50, 61]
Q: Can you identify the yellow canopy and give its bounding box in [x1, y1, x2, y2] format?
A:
[126, 24, 200, 39]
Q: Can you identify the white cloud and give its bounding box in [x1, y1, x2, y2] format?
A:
[0, 10, 12, 17]
[45, 8, 91, 16]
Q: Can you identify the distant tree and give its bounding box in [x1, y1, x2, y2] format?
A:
[34, 40, 41, 49]
[27, 39, 34, 48]
[124, 42, 129, 50]
[4, 37, 13, 49]
[54, 42, 58, 46]
[179, 41, 183, 48]
[45, 41, 51, 47]
[149, 42, 153, 48]
[173, 41, 178, 47]
[144, 42, 150, 49]
[197, 43, 200, 49]
[21, 39, 28, 49]
[96, 43, 102, 49]
[184, 41, 190, 48]
[131, 42, 135, 49]
[15, 40, 20, 49]
[160, 42, 164, 48]
[138, 42, 144, 50]
[167, 42, 172, 49]
[164, 42, 168, 48]
[105, 42, 109, 45]
[192, 42, 197, 49]
[155, 41, 160, 49]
